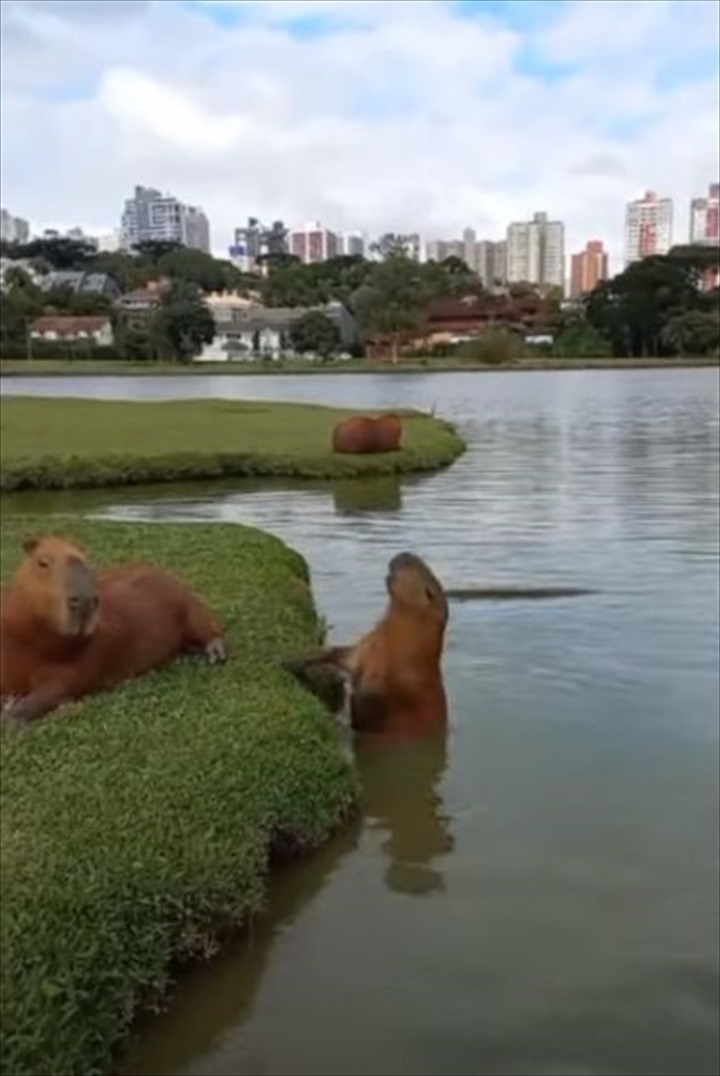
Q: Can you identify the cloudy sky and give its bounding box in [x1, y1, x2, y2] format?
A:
[1, 0, 718, 271]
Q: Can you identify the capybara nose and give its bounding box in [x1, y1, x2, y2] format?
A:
[68, 595, 97, 619]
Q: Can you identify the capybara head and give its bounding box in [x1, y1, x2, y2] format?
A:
[385, 552, 448, 625]
[17, 535, 100, 638]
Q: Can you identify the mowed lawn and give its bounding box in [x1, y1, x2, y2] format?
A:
[0, 515, 356, 1076]
[0, 396, 466, 490]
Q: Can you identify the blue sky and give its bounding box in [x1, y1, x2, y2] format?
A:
[1, 0, 718, 269]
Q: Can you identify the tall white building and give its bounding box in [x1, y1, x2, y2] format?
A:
[624, 190, 673, 266]
[120, 185, 211, 253]
[463, 227, 477, 272]
[689, 183, 720, 246]
[475, 240, 507, 287]
[341, 232, 366, 257]
[506, 212, 565, 290]
[1, 208, 30, 244]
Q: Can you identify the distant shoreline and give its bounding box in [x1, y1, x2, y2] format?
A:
[1, 356, 718, 378]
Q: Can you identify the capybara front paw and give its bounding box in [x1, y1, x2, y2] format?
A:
[1, 698, 29, 730]
[205, 637, 227, 664]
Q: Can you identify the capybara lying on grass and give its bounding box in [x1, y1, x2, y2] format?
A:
[1, 534, 226, 727]
[331, 413, 403, 454]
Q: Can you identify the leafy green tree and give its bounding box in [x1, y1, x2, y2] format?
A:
[660, 308, 720, 356]
[552, 322, 613, 358]
[131, 239, 183, 261]
[0, 271, 44, 350]
[261, 262, 323, 307]
[152, 281, 215, 362]
[289, 311, 341, 359]
[585, 255, 702, 357]
[353, 255, 434, 361]
[369, 233, 416, 260]
[0, 237, 96, 269]
[439, 255, 472, 276]
[84, 252, 152, 292]
[156, 248, 231, 293]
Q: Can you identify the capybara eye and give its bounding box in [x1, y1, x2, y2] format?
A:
[37, 558, 51, 569]
[425, 587, 435, 601]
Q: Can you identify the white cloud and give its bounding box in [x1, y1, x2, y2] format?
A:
[0, 0, 718, 275]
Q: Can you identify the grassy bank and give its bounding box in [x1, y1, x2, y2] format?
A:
[0, 397, 466, 492]
[1, 356, 718, 377]
[0, 516, 357, 1076]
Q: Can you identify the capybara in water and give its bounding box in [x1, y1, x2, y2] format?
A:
[331, 413, 403, 454]
[292, 551, 448, 737]
[0, 534, 226, 727]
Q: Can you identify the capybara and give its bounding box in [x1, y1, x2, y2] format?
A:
[292, 551, 449, 737]
[331, 412, 403, 454]
[0, 534, 226, 727]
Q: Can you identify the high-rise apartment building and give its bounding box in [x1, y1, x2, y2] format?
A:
[690, 183, 720, 246]
[229, 217, 288, 271]
[120, 185, 211, 253]
[1, 208, 30, 244]
[492, 240, 507, 285]
[475, 240, 507, 287]
[570, 240, 609, 298]
[624, 190, 673, 265]
[463, 228, 477, 272]
[289, 222, 340, 264]
[506, 212, 565, 290]
[341, 232, 365, 257]
[426, 239, 450, 263]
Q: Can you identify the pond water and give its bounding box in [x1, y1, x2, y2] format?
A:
[3, 369, 719, 1076]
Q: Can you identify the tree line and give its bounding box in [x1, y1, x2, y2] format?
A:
[1, 235, 718, 362]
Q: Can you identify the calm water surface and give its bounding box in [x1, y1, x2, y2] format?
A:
[4, 369, 719, 1076]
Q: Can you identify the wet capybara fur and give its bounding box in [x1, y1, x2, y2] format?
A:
[292, 551, 449, 738]
[0, 534, 226, 727]
[331, 413, 403, 454]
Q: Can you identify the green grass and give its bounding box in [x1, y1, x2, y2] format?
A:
[0, 397, 466, 492]
[1, 356, 718, 377]
[0, 516, 357, 1076]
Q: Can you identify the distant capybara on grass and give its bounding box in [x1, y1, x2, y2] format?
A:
[331, 412, 403, 454]
[291, 551, 449, 738]
[0, 534, 226, 727]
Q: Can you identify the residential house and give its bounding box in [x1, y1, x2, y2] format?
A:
[37, 270, 121, 299]
[198, 299, 358, 361]
[29, 315, 114, 348]
[365, 293, 558, 358]
[114, 280, 167, 329]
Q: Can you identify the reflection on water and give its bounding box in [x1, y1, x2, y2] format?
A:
[122, 729, 453, 1076]
[358, 730, 453, 897]
[3, 368, 719, 1075]
[4, 473, 408, 524]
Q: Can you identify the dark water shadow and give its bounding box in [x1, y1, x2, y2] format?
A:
[0, 473, 410, 520]
[120, 727, 453, 1076]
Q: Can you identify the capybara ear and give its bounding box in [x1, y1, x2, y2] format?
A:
[22, 536, 39, 554]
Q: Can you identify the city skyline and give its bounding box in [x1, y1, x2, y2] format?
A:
[4, 180, 718, 293]
[1, 0, 717, 274]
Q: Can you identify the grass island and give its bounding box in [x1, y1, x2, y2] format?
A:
[0, 515, 358, 1076]
[0, 396, 466, 492]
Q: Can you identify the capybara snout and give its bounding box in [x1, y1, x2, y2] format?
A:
[64, 555, 100, 636]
